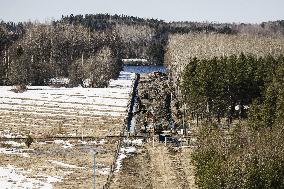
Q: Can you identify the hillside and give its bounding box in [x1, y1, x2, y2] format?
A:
[0, 13, 284, 189]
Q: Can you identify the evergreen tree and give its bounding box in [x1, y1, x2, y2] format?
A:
[8, 45, 28, 87]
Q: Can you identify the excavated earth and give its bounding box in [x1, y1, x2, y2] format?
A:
[110, 73, 197, 189]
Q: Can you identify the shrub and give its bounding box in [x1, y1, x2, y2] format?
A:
[192, 123, 284, 189]
[11, 84, 27, 93]
[25, 135, 34, 148]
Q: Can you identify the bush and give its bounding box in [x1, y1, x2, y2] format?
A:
[192, 123, 284, 189]
[25, 135, 34, 148]
[11, 84, 27, 93]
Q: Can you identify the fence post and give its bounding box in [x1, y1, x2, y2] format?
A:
[93, 149, 96, 189]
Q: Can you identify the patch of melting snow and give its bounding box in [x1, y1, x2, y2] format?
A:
[115, 153, 127, 172]
[90, 140, 97, 144]
[123, 138, 143, 146]
[2, 141, 25, 147]
[0, 165, 62, 189]
[99, 139, 106, 145]
[0, 130, 23, 138]
[0, 148, 31, 157]
[54, 140, 74, 148]
[68, 133, 77, 137]
[123, 146, 136, 153]
[98, 167, 110, 175]
[79, 140, 87, 145]
[115, 146, 137, 172]
[37, 141, 47, 145]
[48, 160, 84, 169]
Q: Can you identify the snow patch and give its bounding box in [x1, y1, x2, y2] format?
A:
[0, 130, 23, 138]
[0, 165, 62, 189]
[54, 140, 74, 148]
[98, 167, 110, 175]
[2, 141, 25, 147]
[48, 160, 83, 169]
[99, 139, 106, 145]
[0, 148, 31, 157]
[49, 77, 70, 85]
[115, 146, 137, 172]
[79, 140, 87, 145]
[90, 140, 97, 144]
[122, 59, 148, 62]
[123, 138, 143, 146]
[115, 153, 127, 172]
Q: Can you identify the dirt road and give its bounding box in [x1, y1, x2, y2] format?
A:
[110, 142, 196, 189]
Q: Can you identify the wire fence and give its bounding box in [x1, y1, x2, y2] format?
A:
[102, 73, 139, 189]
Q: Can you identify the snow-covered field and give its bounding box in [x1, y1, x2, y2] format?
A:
[0, 71, 134, 118]
[0, 71, 135, 138]
[0, 66, 164, 188]
[0, 69, 137, 188]
[0, 165, 63, 189]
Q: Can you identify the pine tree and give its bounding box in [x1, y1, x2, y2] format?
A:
[8, 45, 28, 88]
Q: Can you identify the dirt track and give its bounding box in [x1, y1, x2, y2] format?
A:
[109, 72, 196, 189]
[110, 143, 196, 189]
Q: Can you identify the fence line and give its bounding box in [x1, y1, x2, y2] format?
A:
[102, 73, 139, 189]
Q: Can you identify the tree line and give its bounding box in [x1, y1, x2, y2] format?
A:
[191, 57, 284, 188]
[181, 54, 284, 124]
[1, 14, 284, 87]
[165, 31, 284, 188]
[0, 23, 122, 87]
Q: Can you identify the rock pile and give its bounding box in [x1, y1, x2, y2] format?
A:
[134, 72, 173, 134]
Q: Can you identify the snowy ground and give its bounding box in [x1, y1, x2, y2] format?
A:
[0, 66, 165, 188]
[0, 165, 63, 189]
[0, 70, 135, 138]
[0, 137, 119, 189]
[115, 139, 143, 172]
[0, 69, 136, 188]
[0, 71, 135, 118]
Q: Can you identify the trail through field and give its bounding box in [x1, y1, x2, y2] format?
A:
[110, 69, 197, 189]
[110, 143, 196, 189]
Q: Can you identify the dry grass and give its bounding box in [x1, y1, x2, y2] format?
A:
[165, 33, 284, 89]
[0, 103, 125, 188]
[0, 138, 119, 188]
[0, 111, 124, 138]
[147, 144, 197, 189]
[110, 142, 197, 189]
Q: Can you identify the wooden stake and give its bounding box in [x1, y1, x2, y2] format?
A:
[81, 127, 84, 141]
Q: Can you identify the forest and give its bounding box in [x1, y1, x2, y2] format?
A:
[2, 14, 283, 87]
[165, 31, 284, 188]
[1, 13, 284, 188]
